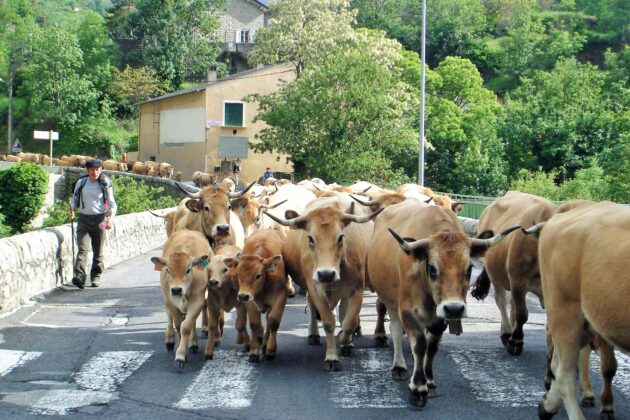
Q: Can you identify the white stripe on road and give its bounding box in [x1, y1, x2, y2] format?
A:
[589, 350, 630, 398]
[0, 349, 42, 376]
[330, 348, 406, 408]
[449, 349, 545, 407]
[174, 349, 258, 410]
[74, 351, 153, 392]
[31, 389, 112, 416]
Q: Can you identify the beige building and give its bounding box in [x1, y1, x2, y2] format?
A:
[137, 63, 295, 184]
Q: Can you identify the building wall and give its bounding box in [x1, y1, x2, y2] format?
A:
[217, 0, 266, 44]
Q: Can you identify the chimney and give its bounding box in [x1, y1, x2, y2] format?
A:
[207, 69, 217, 82]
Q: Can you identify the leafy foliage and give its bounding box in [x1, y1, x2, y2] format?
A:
[0, 163, 48, 232]
[42, 199, 71, 228]
[111, 176, 179, 215]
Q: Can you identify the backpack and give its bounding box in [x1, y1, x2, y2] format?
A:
[73, 174, 112, 210]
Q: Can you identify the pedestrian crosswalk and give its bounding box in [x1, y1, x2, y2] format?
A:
[1, 346, 629, 415]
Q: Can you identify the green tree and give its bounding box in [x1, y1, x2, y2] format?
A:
[110, 65, 166, 118]
[0, 163, 48, 232]
[426, 56, 507, 194]
[249, 0, 358, 77]
[249, 47, 418, 184]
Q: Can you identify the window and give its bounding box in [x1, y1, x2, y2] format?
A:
[239, 30, 250, 44]
[223, 101, 245, 127]
[236, 29, 255, 44]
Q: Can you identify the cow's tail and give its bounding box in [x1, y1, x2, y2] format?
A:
[471, 267, 491, 301]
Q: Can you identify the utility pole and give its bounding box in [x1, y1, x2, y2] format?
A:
[418, 0, 427, 186]
[0, 74, 12, 155]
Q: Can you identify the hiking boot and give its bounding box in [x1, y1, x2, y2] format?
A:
[90, 278, 100, 288]
[72, 276, 85, 289]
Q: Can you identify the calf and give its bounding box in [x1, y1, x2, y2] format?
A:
[151, 229, 212, 368]
[225, 229, 288, 362]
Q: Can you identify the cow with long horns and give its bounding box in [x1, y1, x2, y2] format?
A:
[265, 196, 382, 371]
[366, 199, 520, 407]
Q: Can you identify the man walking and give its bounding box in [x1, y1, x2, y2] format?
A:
[68, 159, 117, 288]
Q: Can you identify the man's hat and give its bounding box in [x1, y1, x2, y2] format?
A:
[86, 159, 103, 169]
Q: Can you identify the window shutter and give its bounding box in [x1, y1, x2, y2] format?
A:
[235, 30, 242, 43]
[250, 29, 256, 43]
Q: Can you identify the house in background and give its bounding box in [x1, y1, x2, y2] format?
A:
[216, 0, 270, 75]
[136, 63, 295, 183]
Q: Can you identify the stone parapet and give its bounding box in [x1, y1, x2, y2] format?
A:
[0, 208, 174, 314]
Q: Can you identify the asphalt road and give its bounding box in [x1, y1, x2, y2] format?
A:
[1, 248, 628, 419]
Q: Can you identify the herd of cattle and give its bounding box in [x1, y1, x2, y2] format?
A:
[0, 152, 182, 180]
[148, 177, 628, 420]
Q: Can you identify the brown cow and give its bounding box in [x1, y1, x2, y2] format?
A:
[150, 210, 177, 237]
[103, 159, 127, 172]
[192, 171, 214, 187]
[224, 230, 288, 362]
[132, 161, 149, 175]
[159, 162, 174, 178]
[175, 171, 183, 182]
[536, 201, 629, 419]
[150, 229, 213, 368]
[204, 244, 249, 360]
[367, 199, 519, 407]
[6, 155, 21, 163]
[471, 190, 557, 355]
[265, 196, 382, 371]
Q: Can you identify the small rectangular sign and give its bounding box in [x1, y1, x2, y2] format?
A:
[206, 119, 221, 128]
[33, 130, 59, 141]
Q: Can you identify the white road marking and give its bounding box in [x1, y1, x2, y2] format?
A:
[329, 348, 406, 408]
[449, 349, 545, 407]
[174, 349, 258, 410]
[31, 389, 111, 415]
[74, 351, 153, 392]
[0, 349, 42, 376]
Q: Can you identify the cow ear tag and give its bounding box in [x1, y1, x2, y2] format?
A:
[200, 258, 209, 269]
[267, 262, 277, 272]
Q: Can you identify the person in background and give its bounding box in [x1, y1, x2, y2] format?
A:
[68, 159, 117, 288]
[263, 167, 273, 183]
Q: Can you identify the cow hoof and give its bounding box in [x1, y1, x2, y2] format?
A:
[261, 345, 267, 355]
[265, 353, 276, 361]
[391, 367, 408, 381]
[581, 396, 595, 408]
[374, 336, 389, 347]
[500, 333, 510, 347]
[322, 360, 341, 372]
[507, 341, 523, 356]
[165, 342, 174, 352]
[204, 354, 213, 360]
[174, 360, 185, 369]
[353, 326, 362, 337]
[214, 340, 221, 347]
[599, 409, 615, 420]
[427, 380, 436, 390]
[408, 389, 427, 408]
[308, 335, 321, 345]
[249, 354, 260, 363]
[537, 401, 557, 420]
[244, 344, 251, 352]
[189, 345, 199, 354]
[340, 345, 354, 357]
[201, 330, 208, 339]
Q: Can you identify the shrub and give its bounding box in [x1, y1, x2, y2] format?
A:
[0, 163, 48, 232]
[509, 168, 561, 200]
[111, 176, 179, 215]
[0, 208, 13, 238]
[42, 200, 71, 228]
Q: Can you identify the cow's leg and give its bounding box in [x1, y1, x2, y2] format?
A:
[338, 296, 361, 337]
[493, 284, 511, 347]
[306, 292, 321, 345]
[165, 309, 175, 352]
[374, 298, 388, 347]
[218, 309, 225, 340]
[539, 310, 584, 420]
[234, 303, 250, 351]
[406, 330, 429, 407]
[175, 301, 203, 367]
[246, 304, 264, 363]
[201, 297, 209, 339]
[310, 287, 340, 371]
[507, 286, 528, 355]
[203, 302, 222, 360]
[389, 308, 407, 381]
[598, 339, 617, 418]
[339, 288, 363, 357]
[424, 319, 447, 389]
[544, 325, 554, 391]
[263, 295, 287, 361]
[578, 345, 595, 407]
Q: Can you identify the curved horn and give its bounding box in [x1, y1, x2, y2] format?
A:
[361, 185, 372, 193]
[263, 209, 309, 227]
[343, 207, 384, 223]
[176, 181, 200, 199]
[388, 228, 430, 252]
[229, 181, 256, 198]
[424, 196, 434, 204]
[349, 194, 375, 207]
[149, 210, 166, 218]
[259, 199, 288, 210]
[471, 225, 521, 248]
[312, 183, 322, 191]
[521, 222, 545, 236]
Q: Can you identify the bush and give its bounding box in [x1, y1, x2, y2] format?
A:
[510, 168, 561, 200]
[0, 163, 48, 232]
[42, 200, 71, 228]
[111, 176, 179, 215]
[0, 208, 13, 238]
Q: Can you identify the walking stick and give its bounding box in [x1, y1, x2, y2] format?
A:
[69, 198, 76, 271]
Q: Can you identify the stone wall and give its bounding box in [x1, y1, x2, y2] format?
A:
[0, 208, 174, 315]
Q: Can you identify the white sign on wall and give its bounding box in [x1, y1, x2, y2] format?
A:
[159, 108, 205, 144]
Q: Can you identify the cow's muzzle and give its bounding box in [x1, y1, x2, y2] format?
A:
[213, 224, 230, 236]
[237, 293, 250, 302]
[208, 279, 220, 288]
[437, 301, 466, 320]
[316, 269, 337, 284]
[171, 287, 183, 296]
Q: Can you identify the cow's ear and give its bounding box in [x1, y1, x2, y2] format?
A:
[477, 230, 494, 239]
[194, 255, 210, 271]
[264, 255, 282, 272]
[224, 257, 240, 269]
[235, 251, 242, 260]
[186, 199, 202, 212]
[285, 210, 307, 230]
[151, 256, 167, 271]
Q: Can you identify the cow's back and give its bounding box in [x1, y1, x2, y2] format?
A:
[539, 201, 630, 352]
